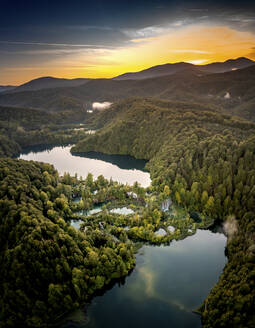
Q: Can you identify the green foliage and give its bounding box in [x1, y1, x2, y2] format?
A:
[200, 212, 255, 328]
[72, 97, 255, 327]
[0, 93, 255, 326]
[0, 135, 20, 157]
[0, 105, 96, 157]
[0, 159, 135, 327]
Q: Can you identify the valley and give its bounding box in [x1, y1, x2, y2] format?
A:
[0, 58, 254, 328]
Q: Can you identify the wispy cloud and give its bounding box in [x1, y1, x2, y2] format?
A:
[122, 26, 167, 39]
[67, 25, 114, 31]
[188, 8, 209, 12]
[121, 18, 208, 42]
[246, 46, 255, 59]
[0, 40, 115, 49]
[3, 65, 97, 71]
[170, 49, 213, 54]
[130, 37, 159, 43]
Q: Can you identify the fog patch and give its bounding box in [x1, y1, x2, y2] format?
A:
[224, 92, 231, 99]
[92, 102, 112, 110]
[223, 216, 238, 239]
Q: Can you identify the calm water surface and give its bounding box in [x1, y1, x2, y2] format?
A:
[60, 229, 226, 328]
[19, 145, 226, 328]
[19, 145, 151, 187]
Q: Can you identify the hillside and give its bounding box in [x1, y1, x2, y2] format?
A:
[0, 159, 135, 326]
[12, 76, 91, 93]
[198, 57, 255, 73]
[71, 97, 255, 158]
[0, 64, 254, 119]
[0, 86, 87, 112]
[0, 86, 16, 93]
[0, 104, 95, 158]
[114, 57, 255, 80]
[113, 62, 197, 80]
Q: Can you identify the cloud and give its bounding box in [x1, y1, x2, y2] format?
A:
[122, 26, 167, 39]
[188, 8, 209, 12]
[122, 23, 182, 43]
[92, 102, 112, 110]
[170, 49, 213, 54]
[121, 16, 214, 43]
[130, 37, 159, 44]
[67, 25, 114, 32]
[0, 48, 85, 56]
[0, 40, 115, 49]
[246, 46, 255, 59]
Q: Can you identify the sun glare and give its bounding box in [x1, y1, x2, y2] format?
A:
[187, 59, 208, 65]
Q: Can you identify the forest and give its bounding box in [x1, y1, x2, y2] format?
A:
[0, 95, 254, 327]
[1, 0, 255, 324]
[0, 105, 94, 157]
[0, 159, 135, 327]
[0, 155, 217, 327]
[72, 97, 255, 327]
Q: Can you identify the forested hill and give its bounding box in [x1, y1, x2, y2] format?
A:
[72, 97, 255, 327]
[72, 97, 255, 160]
[0, 104, 95, 158]
[0, 158, 135, 327]
[0, 65, 255, 121]
[12, 76, 91, 93]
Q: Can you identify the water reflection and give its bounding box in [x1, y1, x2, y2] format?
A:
[73, 152, 147, 171]
[59, 229, 226, 328]
[19, 146, 151, 187]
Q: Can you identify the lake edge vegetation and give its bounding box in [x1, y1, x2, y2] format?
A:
[0, 96, 254, 327]
[71, 97, 255, 328]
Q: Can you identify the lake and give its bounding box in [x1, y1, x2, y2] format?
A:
[59, 229, 226, 328]
[19, 144, 227, 328]
[19, 145, 151, 187]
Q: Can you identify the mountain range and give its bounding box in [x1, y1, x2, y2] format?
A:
[114, 57, 255, 80]
[0, 86, 16, 93]
[0, 57, 254, 120]
[7, 76, 92, 93]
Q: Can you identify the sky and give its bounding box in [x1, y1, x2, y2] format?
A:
[1, 0, 255, 85]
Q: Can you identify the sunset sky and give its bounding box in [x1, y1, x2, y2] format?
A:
[1, 0, 255, 85]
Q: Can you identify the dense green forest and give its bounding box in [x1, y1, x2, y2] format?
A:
[0, 90, 254, 327]
[71, 174, 213, 245]
[0, 105, 95, 157]
[0, 159, 135, 327]
[72, 98, 255, 327]
[0, 156, 214, 327]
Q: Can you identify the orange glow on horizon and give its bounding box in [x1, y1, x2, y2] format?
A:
[2, 25, 255, 85]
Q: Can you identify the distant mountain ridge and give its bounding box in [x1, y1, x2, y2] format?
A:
[4, 57, 254, 92]
[198, 57, 255, 73]
[0, 58, 255, 121]
[114, 57, 255, 80]
[11, 76, 91, 93]
[113, 62, 195, 80]
[0, 86, 16, 93]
